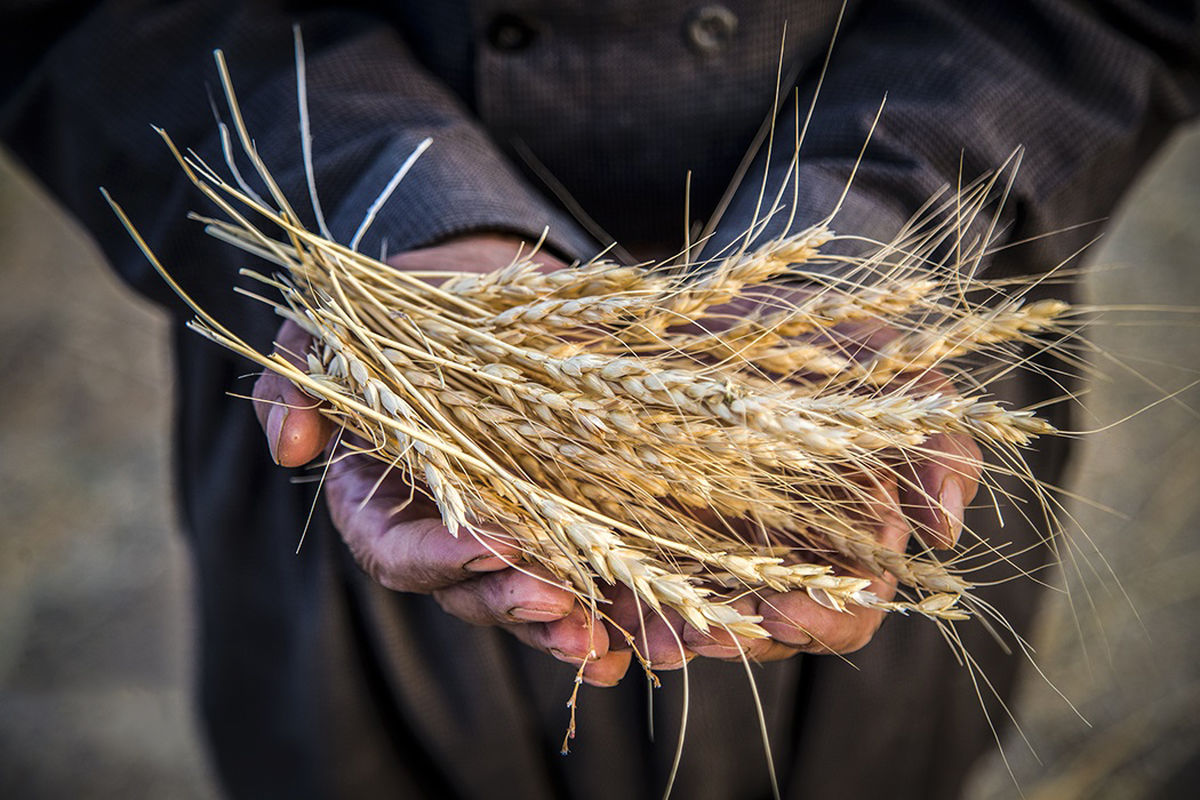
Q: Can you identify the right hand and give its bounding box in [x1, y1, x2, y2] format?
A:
[252, 235, 634, 687]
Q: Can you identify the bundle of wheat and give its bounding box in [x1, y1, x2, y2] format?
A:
[102, 45, 1086, 788]
[102, 53, 1074, 636]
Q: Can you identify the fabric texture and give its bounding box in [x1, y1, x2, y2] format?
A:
[3, 1, 1198, 797]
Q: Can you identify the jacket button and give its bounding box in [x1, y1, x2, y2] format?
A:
[685, 5, 738, 54]
[487, 13, 538, 52]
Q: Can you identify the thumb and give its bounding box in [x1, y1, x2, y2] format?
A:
[897, 432, 982, 549]
[252, 320, 333, 466]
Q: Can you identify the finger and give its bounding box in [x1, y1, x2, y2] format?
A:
[580, 649, 633, 688]
[252, 320, 332, 466]
[432, 565, 576, 626]
[897, 432, 983, 548]
[325, 455, 521, 593]
[738, 638, 803, 663]
[756, 589, 886, 655]
[605, 588, 694, 670]
[506, 605, 612, 665]
[641, 612, 695, 670]
[507, 610, 631, 687]
[681, 595, 777, 661]
[350, 516, 522, 594]
[760, 481, 908, 655]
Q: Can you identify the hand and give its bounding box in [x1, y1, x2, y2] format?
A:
[252, 235, 633, 687]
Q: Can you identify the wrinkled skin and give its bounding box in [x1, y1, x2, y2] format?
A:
[252, 235, 981, 687]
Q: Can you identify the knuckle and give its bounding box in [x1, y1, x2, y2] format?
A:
[432, 588, 491, 628]
[353, 544, 395, 591]
[841, 634, 871, 655]
[431, 587, 468, 620]
[347, 528, 414, 593]
[251, 376, 270, 403]
[395, 555, 438, 594]
[325, 495, 351, 534]
[395, 518, 469, 594]
[835, 615, 881, 655]
[742, 635, 777, 661]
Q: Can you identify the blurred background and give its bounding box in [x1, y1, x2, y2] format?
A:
[0, 125, 1197, 798]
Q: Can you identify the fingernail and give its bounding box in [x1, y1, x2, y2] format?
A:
[692, 643, 742, 659]
[939, 478, 965, 546]
[266, 399, 289, 465]
[647, 653, 695, 671]
[761, 616, 814, 649]
[548, 647, 587, 664]
[464, 554, 509, 573]
[508, 605, 566, 622]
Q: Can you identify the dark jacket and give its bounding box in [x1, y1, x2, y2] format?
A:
[3, 2, 1198, 798]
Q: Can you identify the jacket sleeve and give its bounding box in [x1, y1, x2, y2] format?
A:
[0, 1, 592, 342]
[710, 0, 1200, 276]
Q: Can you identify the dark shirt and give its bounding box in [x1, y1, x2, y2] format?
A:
[3, 2, 1198, 798]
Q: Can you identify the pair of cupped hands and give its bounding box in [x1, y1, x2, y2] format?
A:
[252, 234, 981, 687]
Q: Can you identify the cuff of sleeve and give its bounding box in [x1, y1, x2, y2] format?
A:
[325, 130, 598, 265]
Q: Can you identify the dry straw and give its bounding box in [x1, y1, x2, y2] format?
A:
[102, 34, 1093, 798]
